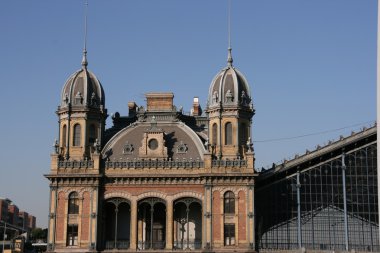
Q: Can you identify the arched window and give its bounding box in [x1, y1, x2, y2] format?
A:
[225, 122, 232, 145]
[212, 123, 218, 145]
[240, 123, 247, 145]
[89, 124, 96, 144]
[62, 125, 67, 147]
[73, 124, 81, 146]
[224, 191, 235, 214]
[68, 192, 79, 214]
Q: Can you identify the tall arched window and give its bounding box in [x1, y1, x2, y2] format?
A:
[225, 122, 232, 145]
[68, 192, 79, 214]
[240, 123, 247, 145]
[73, 124, 81, 146]
[62, 125, 67, 147]
[224, 191, 235, 214]
[89, 124, 96, 144]
[212, 123, 218, 145]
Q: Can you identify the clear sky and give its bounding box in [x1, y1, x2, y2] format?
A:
[0, 0, 376, 228]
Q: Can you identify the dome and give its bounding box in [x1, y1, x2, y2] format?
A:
[60, 52, 105, 109]
[207, 48, 251, 109]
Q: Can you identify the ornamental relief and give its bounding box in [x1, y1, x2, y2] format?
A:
[60, 187, 94, 199]
[212, 186, 247, 196]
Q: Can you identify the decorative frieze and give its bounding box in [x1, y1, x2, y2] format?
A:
[105, 159, 204, 169]
[211, 159, 247, 168]
[58, 160, 94, 169]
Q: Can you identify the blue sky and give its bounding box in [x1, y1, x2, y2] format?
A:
[0, 1, 376, 228]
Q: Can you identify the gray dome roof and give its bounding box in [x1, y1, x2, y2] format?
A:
[207, 49, 251, 109]
[60, 55, 105, 109]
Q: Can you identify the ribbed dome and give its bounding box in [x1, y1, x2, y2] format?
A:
[60, 57, 105, 109]
[207, 49, 251, 109]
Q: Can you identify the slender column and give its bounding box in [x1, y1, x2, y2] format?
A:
[52, 185, 58, 249]
[248, 183, 255, 250]
[166, 200, 173, 250]
[114, 207, 118, 249]
[150, 206, 154, 249]
[130, 200, 138, 250]
[342, 153, 349, 251]
[89, 190, 93, 248]
[205, 182, 213, 249]
[296, 171, 302, 249]
[186, 206, 190, 249]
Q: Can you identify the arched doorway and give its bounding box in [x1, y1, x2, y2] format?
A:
[137, 198, 166, 250]
[173, 198, 202, 250]
[104, 198, 131, 250]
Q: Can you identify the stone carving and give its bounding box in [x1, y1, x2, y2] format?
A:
[176, 141, 188, 154]
[123, 141, 134, 154]
[212, 90, 218, 104]
[225, 89, 233, 103]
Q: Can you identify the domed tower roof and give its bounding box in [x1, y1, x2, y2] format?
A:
[60, 51, 105, 109]
[207, 48, 252, 109]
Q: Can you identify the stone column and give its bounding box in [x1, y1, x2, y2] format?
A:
[166, 199, 173, 250]
[48, 186, 58, 249]
[205, 182, 213, 250]
[130, 199, 138, 250]
[248, 183, 255, 250]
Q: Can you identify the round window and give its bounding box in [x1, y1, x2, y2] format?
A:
[148, 139, 158, 150]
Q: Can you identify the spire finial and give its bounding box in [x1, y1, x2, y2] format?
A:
[227, 0, 233, 67]
[81, 0, 89, 68]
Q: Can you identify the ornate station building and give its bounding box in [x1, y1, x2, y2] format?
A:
[45, 47, 257, 252]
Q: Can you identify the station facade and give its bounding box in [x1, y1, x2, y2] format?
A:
[45, 48, 257, 252]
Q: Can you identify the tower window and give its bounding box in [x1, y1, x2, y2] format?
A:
[68, 192, 79, 214]
[224, 191, 235, 214]
[66, 224, 78, 246]
[212, 123, 218, 145]
[224, 224, 235, 246]
[73, 124, 81, 146]
[225, 122, 232, 145]
[89, 124, 96, 144]
[240, 123, 248, 145]
[62, 125, 67, 147]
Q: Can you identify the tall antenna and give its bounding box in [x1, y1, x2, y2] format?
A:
[81, 0, 89, 68]
[227, 0, 233, 67]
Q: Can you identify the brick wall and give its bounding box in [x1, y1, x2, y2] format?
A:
[212, 190, 221, 244]
[238, 190, 246, 241]
[81, 191, 90, 241]
[56, 191, 65, 242]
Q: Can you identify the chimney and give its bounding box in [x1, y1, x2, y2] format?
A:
[191, 97, 201, 116]
[145, 92, 174, 111]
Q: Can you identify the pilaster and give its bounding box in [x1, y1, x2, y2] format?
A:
[166, 198, 173, 250]
[130, 199, 138, 250]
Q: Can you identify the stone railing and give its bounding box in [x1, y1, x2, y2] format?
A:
[105, 159, 204, 169]
[58, 160, 94, 169]
[211, 159, 247, 168]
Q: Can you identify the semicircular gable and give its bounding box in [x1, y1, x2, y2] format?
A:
[102, 121, 206, 161]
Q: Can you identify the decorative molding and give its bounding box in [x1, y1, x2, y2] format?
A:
[136, 191, 167, 201]
[176, 141, 188, 154]
[172, 191, 204, 202]
[212, 186, 247, 196]
[104, 191, 133, 201]
[211, 159, 247, 168]
[123, 141, 134, 154]
[105, 159, 204, 169]
[58, 160, 94, 169]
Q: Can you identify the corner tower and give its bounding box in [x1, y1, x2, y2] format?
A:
[206, 48, 255, 160]
[57, 52, 107, 160]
